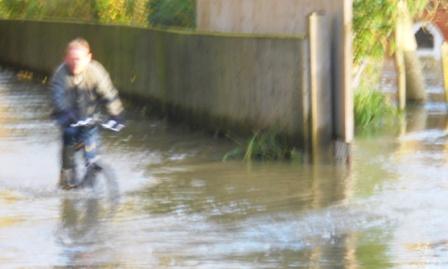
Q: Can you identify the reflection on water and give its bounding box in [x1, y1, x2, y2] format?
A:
[57, 197, 102, 266]
[2, 67, 448, 268]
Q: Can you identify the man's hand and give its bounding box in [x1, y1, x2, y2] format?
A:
[102, 115, 125, 132]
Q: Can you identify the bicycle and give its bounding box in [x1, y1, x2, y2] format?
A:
[61, 117, 124, 200]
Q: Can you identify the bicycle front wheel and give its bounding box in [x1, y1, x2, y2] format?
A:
[82, 161, 120, 202]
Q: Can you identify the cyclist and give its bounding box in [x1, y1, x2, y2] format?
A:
[51, 38, 125, 189]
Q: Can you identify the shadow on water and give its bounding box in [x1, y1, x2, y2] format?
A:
[3, 66, 448, 267]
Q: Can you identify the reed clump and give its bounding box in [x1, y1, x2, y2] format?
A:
[223, 129, 302, 162]
[354, 87, 398, 129]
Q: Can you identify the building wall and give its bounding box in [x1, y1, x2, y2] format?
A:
[428, 7, 448, 41]
[413, 7, 448, 59]
[0, 20, 308, 143]
[197, 0, 341, 36]
[197, 0, 353, 143]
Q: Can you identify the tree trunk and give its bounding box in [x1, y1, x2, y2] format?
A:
[403, 51, 426, 102]
[396, 0, 426, 103]
[395, 49, 406, 110]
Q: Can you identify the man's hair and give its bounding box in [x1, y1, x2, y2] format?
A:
[66, 37, 90, 53]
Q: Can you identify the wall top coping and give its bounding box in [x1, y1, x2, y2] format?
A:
[0, 19, 306, 40]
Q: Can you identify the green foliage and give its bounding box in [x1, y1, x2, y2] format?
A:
[148, 0, 195, 28]
[95, 0, 148, 25]
[0, 0, 149, 26]
[96, 0, 129, 24]
[0, 0, 5, 18]
[353, 0, 430, 64]
[0, 0, 98, 21]
[0, 0, 43, 19]
[354, 87, 397, 129]
[222, 147, 244, 162]
[0, 0, 194, 28]
[353, 58, 399, 130]
[223, 130, 301, 162]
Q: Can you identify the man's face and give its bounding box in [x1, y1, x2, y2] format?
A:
[65, 47, 91, 75]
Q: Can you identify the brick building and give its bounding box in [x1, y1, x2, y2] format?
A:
[414, 5, 448, 59]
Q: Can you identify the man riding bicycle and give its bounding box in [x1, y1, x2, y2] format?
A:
[51, 38, 124, 189]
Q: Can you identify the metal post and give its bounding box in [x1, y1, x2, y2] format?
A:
[308, 12, 332, 162]
[441, 42, 448, 106]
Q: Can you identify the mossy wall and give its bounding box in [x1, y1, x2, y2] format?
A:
[0, 20, 308, 144]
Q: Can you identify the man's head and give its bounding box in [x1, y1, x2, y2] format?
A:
[65, 38, 92, 75]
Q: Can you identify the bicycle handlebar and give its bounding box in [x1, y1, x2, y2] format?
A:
[101, 120, 125, 132]
[70, 118, 124, 132]
[70, 118, 95, 127]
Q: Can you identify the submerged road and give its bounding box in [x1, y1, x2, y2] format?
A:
[2, 67, 448, 268]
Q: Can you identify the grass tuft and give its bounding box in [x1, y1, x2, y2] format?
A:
[223, 129, 302, 162]
[354, 87, 398, 129]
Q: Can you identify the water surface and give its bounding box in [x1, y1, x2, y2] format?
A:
[1, 68, 448, 268]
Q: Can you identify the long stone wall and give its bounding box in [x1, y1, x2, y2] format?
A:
[0, 20, 308, 144]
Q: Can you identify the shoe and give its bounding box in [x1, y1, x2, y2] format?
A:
[59, 169, 78, 190]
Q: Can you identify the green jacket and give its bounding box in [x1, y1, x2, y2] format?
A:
[51, 60, 123, 124]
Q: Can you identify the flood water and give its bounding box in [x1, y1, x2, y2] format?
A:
[2, 67, 448, 268]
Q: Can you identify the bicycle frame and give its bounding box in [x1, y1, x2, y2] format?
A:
[62, 117, 121, 194]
